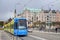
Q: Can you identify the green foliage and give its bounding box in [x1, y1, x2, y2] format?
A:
[33, 21, 41, 27]
[52, 22, 60, 26]
[0, 21, 4, 26]
[41, 22, 45, 25]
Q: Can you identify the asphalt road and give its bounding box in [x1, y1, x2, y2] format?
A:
[31, 30, 60, 40]
[0, 30, 60, 40]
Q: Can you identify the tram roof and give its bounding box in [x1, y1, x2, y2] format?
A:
[14, 17, 26, 20]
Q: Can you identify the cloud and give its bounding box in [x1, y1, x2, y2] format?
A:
[0, 0, 60, 21]
[0, 11, 14, 21]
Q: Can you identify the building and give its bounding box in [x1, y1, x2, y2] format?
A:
[43, 10, 56, 29]
[17, 8, 60, 29]
[56, 10, 60, 22]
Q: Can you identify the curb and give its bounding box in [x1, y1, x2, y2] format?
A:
[4, 30, 14, 35]
[33, 30, 60, 34]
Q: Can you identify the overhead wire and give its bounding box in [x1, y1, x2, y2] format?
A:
[39, 0, 58, 9]
[21, 0, 33, 9]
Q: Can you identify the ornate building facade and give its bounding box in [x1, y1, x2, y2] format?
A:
[17, 8, 60, 29]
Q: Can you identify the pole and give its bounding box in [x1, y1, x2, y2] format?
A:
[14, 9, 16, 18]
[13, 9, 17, 40]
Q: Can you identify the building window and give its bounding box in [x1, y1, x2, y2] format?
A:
[47, 18, 49, 20]
[47, 16, 49, 17]
[52, 10, 56, 13]
[44, 10, 49, 13]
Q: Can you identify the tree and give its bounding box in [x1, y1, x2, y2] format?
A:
[0, 21, 4, 27]
[33, 20, 41, 28]
[52, 22, 60, 26]
[8, 18, 12, 22]
[41, 22, 45, 25]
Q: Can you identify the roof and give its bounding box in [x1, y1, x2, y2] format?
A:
[24, 8, 42, 13]
[44, 10, 50, 13]
[51, 10, 56, 13]
[14, 17, 26, 20]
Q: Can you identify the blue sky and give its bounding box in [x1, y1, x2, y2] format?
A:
[0, 0, 60, 21]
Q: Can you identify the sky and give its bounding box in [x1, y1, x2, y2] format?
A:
[0, 0, 60, 21]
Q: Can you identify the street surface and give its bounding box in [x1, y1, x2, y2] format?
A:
[0, 30, 60, 40]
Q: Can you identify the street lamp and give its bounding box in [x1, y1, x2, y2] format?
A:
[14, 3, 21, 18]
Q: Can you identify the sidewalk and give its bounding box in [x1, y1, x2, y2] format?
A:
[33, 30, 60, 34]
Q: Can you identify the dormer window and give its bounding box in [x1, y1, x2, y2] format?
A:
[44, 10, 49, 13]
[52, 10, 56, 13]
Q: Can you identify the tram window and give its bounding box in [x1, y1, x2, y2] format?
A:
[19, 20, 27, 27]
[14, 22, 18, 29]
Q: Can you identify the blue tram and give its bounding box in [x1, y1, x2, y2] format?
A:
[14, 18, 28, 36]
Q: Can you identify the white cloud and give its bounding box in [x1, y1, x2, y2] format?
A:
[0, 11, 14, 21]
[0, 0, 60, 21]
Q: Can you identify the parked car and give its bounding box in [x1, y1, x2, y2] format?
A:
[28, 28, 33, 32]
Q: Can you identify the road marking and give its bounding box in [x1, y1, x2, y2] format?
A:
[33, 30, 60, 34]
[0, 33, 1, 40]
[49, 34, 60, 38]
[0, 34, 1, 40]
[29, 35, 47, 40]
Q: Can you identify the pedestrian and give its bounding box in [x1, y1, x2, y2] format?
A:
[55, 28, 57, 33]
[39, 25, 42, 31]
[3, 26, 4, 28]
